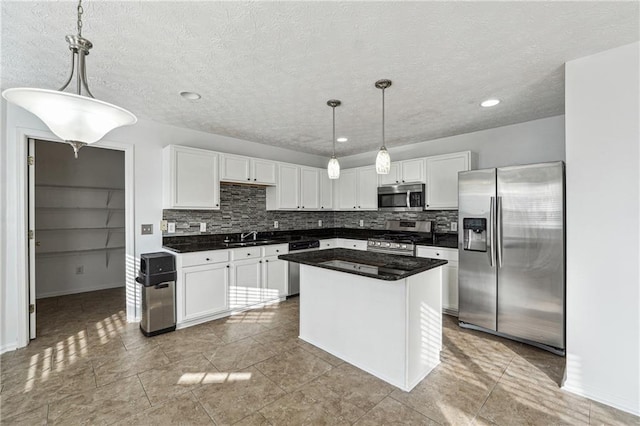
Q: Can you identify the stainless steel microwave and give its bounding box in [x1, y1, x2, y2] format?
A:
[377, 183, 426, 211]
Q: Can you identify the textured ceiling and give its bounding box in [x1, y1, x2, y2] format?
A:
[2, 1, 638, 156]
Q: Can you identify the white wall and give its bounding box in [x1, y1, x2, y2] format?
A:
[564, 42, 639, 415]
[340, 115, 565, 169]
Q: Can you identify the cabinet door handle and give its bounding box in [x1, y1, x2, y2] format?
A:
[216, 203, 219, 207]
[247, 253, 251, 256]
[226, 265, 229, 268]
[265, 260, 269, 263]
[276, 250, 279, 253]
[206, 258, 210, 261]
[259, 260, 262, 263]
[247, 178, 250, 181]
[254, 178, 257, 181]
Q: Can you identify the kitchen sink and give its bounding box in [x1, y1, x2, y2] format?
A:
[227, 240, 279, 247]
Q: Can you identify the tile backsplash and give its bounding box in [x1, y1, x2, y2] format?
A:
[163, 183, 457, 236]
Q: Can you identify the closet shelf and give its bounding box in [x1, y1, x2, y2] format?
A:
[35, 227, 125, 232]
[36, 207, 125, 211]
[36, 246, 125, 257]
[35, 184, 125, 192]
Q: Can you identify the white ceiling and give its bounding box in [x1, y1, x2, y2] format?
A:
[2, 1, 638, 157]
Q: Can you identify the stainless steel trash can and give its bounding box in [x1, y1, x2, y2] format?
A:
[137, 252, 176, 337]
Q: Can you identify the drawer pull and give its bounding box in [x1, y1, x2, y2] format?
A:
[247, 253, 251, 256]
[206, 258, 210, 261]
[265, 260, 269, 263]
[276, 250, 279, 253]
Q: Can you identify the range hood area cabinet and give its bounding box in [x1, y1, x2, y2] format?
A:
[379, 158, 426, 185]
[219, 153, 277, 185]
[334, 165, 378, 210]
[425, 151, 473, 210]
[265, 164, 333, 210]
[163, 145, 220, 210]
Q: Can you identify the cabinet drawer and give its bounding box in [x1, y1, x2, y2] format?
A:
[180, 250, 229, 267]
[339, 239, 368, 251]
[263, 244, 289, 257]
[320, 239, 338, 250]
[416, 246, 459, 262]
[231, 246, 262, 260]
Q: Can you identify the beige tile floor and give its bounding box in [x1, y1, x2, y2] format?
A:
[1, 287, 638, 425]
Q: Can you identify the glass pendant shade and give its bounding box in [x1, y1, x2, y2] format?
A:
[327, 156, 340, 179]
[375, 147, 391, 174]
[2, 88, 137, 144]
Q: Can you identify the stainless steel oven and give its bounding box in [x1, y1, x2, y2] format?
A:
[377, 183, 425, 211]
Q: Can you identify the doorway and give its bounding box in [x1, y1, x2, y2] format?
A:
[28, 139, 129, 340]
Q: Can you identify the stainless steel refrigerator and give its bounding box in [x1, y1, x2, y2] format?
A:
[458, 161, 565, 355]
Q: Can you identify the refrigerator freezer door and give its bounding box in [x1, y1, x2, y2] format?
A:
[496, 162, 565, 349]
[458, 168, 497, 331]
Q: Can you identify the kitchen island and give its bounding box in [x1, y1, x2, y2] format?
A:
[279, 248, 447, 391]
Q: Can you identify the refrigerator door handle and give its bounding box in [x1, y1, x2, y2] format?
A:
[489, 197, 496, 267]
[496, 196, 503, 268]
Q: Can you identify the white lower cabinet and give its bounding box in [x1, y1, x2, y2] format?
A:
[416, 246, 459, 315]
[230, 258, 262, 309]
[177, 251, 230, 324]
[263, 256, 288, 300]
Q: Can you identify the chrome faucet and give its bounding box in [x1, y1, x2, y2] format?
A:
[241, 230, 258, 241]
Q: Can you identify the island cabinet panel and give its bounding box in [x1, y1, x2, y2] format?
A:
[298, 264, 442, 391]
[181, 263, 229, 322]
[163, 145, 220, 209]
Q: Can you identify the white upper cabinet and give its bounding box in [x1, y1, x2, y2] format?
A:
[379, 159, 425, 185]
[163, 145, 220, 209]
[220, 154, 276, 185]
[425, 151, 471, 209]
[335, 166, 377, 210]
[276, 164, 300, 209]
[252, 159, 277, 185]
[319, 171, 334, 210]
[300, 167, 320, 210]
[357, 165, 378, 209]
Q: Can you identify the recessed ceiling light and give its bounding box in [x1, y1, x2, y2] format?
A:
[480, 99, 500, 108]
[337, 137, 348, 143]
[180, 91, 201, 100]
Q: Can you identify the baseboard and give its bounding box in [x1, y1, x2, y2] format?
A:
[1, 342, 18, 355]
[562, 381, 640, 416]
[36, 282, 125, 299]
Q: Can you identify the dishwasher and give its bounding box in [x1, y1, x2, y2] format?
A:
[287, 240, 320, 296]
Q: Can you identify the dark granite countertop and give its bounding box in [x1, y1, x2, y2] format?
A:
[278, 248, 448, 281]
[163, 228, 459, 253]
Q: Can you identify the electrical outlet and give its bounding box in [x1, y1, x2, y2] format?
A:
[141, 224, 153, 235]
[359, 219, 364, 227]
[75, 266, 84, 275]
[451, 221, 458, 232]
[274, 221, 279, 229]
[160, 220, 168, 232]
[318, 220, 323, 227]
[200, 222, 207, 232]
[168, 222, 176, 233]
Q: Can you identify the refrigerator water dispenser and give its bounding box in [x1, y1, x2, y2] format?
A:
[463, 218, 487, 252]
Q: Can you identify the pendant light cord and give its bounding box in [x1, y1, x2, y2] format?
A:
[381, 86, 386, 149]
[332, 105, 336, 157]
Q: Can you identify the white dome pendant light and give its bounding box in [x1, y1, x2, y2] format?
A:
[327, 99, 341, 179]
[374, 79, 392, 174]
[2, 0, 137, 158]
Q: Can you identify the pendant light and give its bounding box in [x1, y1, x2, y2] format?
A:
[327, 99, 341, 179]
[2, 0, 137, 158]
[375, 79, 392, 174]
